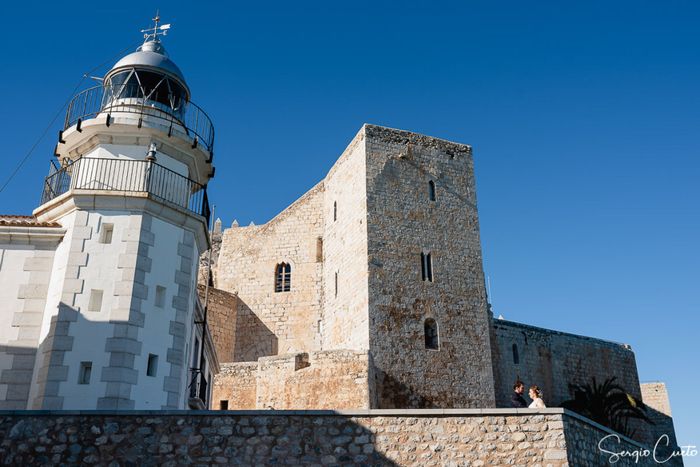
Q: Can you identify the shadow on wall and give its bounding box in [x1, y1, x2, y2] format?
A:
[0, 412, 397, 466]
[1, 299, 186, 410]
[373, 367, 437, 409]
[233, 299, 278, 362]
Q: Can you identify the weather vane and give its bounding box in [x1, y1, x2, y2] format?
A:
[141, 11, 171, 42]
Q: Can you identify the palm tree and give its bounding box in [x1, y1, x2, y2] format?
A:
[561, 377, 653, 438]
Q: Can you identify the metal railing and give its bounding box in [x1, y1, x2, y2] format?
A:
[64, 84, 215, 153]
[41, 157, 210, 222]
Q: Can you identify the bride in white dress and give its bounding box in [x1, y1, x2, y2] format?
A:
[528, 386, 546, 409]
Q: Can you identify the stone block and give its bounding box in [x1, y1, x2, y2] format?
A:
[17, 284, 49, 299]
[101, 366, 139, 384]
[105, 337, 142, 355]
[23, 256, 54, 271]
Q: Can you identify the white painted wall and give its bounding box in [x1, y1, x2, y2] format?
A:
[0, 245, 36, 399]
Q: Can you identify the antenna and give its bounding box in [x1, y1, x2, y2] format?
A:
[140, 11, 172, 42]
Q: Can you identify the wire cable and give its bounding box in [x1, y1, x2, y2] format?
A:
[0, 41, 141, 194]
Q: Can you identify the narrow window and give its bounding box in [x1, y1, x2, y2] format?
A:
[78, 361, 92, 384]
[88, 289, 103, 312]
[333, 201, 337, 221]
[147, 354, 158, 377]
[426, 253, 433, 282]
[512, 343, 520, 365]
[421, 252, 434, 282]
[100, 223, 114, 244]
[316, 237, 323, 262]
[274, 263, 291, 292]
[334, 271, 338, 297]
[424, 318, 439, 350]
[220, 400, 229, 410]
[428, 180, 436, 201]
[155, 286, 166, 308]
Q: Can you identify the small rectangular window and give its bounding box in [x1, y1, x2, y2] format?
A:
[88, 289, 103, 312]
[155, 286, 166, 308]
[421, 252, 434, 282]
[334, 271, 338, 297]
[220, 400, 229, 410]
[78, 361, 92, 384]
[147, 354, 158, 377]
[100, 223, 114, 244]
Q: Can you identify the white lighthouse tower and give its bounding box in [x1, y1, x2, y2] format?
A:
[20, 18, 216, 409]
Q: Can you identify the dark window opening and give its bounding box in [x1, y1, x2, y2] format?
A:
[512, 343, 520, 365]
[428, 180, 436, 201]
[78, 362, 92, 385]
[425, 318, 439, 350]
[147, 354, 158, 377]
[275, 263, 291, 292]
[333, 201, 337, 221]
[335, 271, 338, 297]
[220, 400, 229, 410]
[421, 252, 434, 282]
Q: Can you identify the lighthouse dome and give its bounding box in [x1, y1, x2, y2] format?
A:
[107, 40, 189, 95]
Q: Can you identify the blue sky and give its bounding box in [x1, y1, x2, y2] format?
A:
[1, 0, 698, 451]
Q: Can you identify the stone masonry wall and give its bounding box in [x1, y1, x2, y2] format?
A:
[212, 350, 369, 410]
[321, 129, 370, 351]
[0, 409, 666, 466]
[197, 285, 237, 363]
[491, 319, 641, 408]
[212, 362, 257, 409]
[216, 184, 325, 361]
[363, 125, 495, 409]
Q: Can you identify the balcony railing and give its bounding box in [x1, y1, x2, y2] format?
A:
[41, 157, 210, 222]
[64, 84, 215, 153]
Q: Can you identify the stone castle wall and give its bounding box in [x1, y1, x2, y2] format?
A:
[212, 362, 257, 409]
[640, 382, 679, 456]
[212, 350, 369, 410]
[320, 130, 370, 351]
[363, 125, 495, 409]
[491, 319, 641, 408]
[197, 285, 237, 363]
[216, 184, 325, 361]
[0, 409, 670, 466]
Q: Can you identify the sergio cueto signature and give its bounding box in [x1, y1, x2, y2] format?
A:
[598, 433, 697, 464]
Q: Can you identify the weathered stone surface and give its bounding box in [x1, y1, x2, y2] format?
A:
[0, 411, 669, 466]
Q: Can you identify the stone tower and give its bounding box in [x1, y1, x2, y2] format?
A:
[214, 125, 495, 409]
[355, 126, 495, 408]
[24, 22, 215, 409]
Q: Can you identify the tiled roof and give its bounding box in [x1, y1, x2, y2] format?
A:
[0, 215, 61, 228]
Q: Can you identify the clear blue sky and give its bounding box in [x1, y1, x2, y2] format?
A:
[1, 0, 697, 451]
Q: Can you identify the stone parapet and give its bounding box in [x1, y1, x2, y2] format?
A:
[0, 408, 675, 466]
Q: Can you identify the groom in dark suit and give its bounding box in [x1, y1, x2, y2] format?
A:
[511, 380, 527, 408]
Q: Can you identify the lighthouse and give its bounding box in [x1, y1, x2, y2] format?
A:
[0, 17, 217, 410]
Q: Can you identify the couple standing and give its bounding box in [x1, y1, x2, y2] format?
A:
[511, 380, 546, 408]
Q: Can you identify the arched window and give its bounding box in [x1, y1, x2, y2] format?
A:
[333, 201, 337, 221]
[428, 180, 436, 201]
[512, 343, 519, 365]
[424, 318, 439, 350]
[274, 263, 291, 292]
[421, 251, 433, 282]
